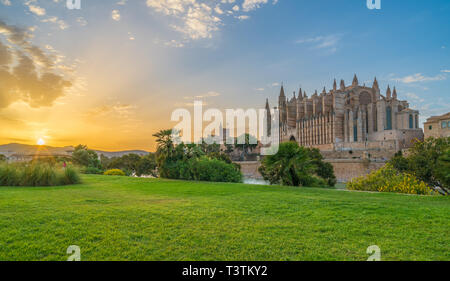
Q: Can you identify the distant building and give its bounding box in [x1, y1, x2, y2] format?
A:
[266, 75, 424, 155]
[424, 112, 450, 139]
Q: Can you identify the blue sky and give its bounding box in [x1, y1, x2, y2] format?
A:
[0, 0, 449, 150]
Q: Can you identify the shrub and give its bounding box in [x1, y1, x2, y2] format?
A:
[81, 166, 103, 174]
[190, 157, 242, 183]
[0, 163, 80, 186]
[104, 169, 126, 176]
[160, 157, 242, 183]
[347, 164, 434, 195]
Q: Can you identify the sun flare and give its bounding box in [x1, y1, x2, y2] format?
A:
[37, 138, 45, 146]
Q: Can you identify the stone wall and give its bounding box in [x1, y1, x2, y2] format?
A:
[236, 159, 386, 183]
[235, 161, 263, 179]
[326, 159, 386, 183]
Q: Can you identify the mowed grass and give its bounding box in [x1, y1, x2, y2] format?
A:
[0, 175, 449, 261]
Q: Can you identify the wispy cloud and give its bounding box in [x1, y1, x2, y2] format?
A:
[295, 34, 342, 54]
[391, 73, 447, 84]
[41, 16, 69, 30]
[112, 10, 121, 21]
[184, 91, 221, 100]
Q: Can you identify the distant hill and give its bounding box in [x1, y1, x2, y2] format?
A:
[94, 150, 149, 158]
[0, 143, 149, 158]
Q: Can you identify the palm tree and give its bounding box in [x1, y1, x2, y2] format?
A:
[153, 129, 175, 163]
[259, 142, 315, 186]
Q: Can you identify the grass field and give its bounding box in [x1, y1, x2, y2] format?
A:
[0, 175, 449, 261]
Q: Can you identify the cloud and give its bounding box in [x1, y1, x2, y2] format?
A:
[86, 103, 136, 118]
[441, 70, 450, 73]
[236, 15, 250, 20]
[392, 73, 447, 84]
[146, 0, 273, 42]
[242, 0, 268, 12]
[0, 21, 72, 109]
[184, 91, 221, 99]
[41, 16, 69, 30]
[295, 34, 342, 53]
[0, 20, 33, 46]
[405, 92, 424, 103]
[26, 2, 46, 16]
[76, 17, 88, 26]
[112, 10, 121, 21]
[164, 39, 184, 47]
[1, 0, 11, 6]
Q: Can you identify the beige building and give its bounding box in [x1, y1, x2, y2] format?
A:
[424, 112, 450, 139]
[266, 75, 424, 157]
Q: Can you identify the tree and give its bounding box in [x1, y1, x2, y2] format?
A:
[136, 154, 157, 177]
[153, 129, 175, 166]
[72, 145, 101, 168]
[259, 142, 318, 186]
[388, 137, 449, 195]
[0, 154, 6, 162]
[107, 153, 142, 175]
[389, 151, 409, 172]
[435, 148, 450, 192]
[307, 148, 336, 187]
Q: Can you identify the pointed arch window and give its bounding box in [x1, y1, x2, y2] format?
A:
[386, 106, 392, 130]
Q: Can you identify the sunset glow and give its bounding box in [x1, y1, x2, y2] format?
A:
[0, 1, 449, 152]
[37, 138, 45, 146]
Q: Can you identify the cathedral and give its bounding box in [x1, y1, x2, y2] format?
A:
[266, 75, 424, 154]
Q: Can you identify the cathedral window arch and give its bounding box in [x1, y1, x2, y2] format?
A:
[386, 106, 392, 130]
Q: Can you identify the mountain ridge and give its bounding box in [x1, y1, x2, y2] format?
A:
[0, 143, 149, 158]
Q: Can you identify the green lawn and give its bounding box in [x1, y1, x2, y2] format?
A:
[0, 175, 449, 261]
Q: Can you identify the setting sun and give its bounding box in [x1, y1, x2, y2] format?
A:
[37, 138, 45, 146]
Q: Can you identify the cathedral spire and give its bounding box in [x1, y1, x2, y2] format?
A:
[352, 74, 359, 86]
[340, 79, 345, 90]
[393, 87, 397, 99]
[386, 85, 392, 99]
[279, 84, 285, 97]
[372, 77, 379, 91]
[333, 79, 337, 91]
[298, 87, 303, 100]
[322, 87, 326, 94]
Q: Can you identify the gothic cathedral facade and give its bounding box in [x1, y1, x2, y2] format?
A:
[267, 75, 424, 154]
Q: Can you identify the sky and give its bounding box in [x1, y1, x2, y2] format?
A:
[0, 0, 449, 151]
